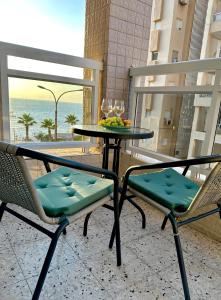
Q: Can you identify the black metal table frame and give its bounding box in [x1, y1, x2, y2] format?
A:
[83, 136, 147, 240]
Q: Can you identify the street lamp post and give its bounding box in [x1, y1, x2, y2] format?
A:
[37, 85, 83, 140]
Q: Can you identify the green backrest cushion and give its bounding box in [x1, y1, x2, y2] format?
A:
[128, 168, 200, 213]
[34, 167, 113, 217]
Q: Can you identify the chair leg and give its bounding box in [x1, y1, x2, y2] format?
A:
[83, 212, 93, 236]
[161, 215, 168, 230]
[173, 234, 191, 300]
[0, 202, 7, 222]
[32, 219, 69, 300]
[217, 204, 221, 219]
[127, 197, 146, 228]
[168, 214, 191, 300]
[112, 183, 121, 266]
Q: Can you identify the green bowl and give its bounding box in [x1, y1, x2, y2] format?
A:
[102, 125, 131, 131]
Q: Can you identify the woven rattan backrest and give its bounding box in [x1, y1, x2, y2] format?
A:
[188, 162, 221, 213]
[0, 142, 47, 217]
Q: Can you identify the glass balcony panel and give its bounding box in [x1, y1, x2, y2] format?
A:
[132, 93, 200, 159]
[8, 78, 91, 144]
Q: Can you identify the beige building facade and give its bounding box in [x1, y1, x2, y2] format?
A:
[139, 0, 221, 160]
[188, 0, 221, 158]
[139, 0, 199, 157]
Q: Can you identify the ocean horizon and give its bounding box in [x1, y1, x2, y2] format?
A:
[10, 98, 83, 141]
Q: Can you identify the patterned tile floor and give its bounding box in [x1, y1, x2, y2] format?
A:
[0, 198, 220, 300]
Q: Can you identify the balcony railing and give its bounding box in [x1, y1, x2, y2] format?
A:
[128, 58, 221, 166]
[0, 41, 102, 149]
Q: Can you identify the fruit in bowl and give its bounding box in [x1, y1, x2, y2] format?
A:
[98, 117, 132, 128]
[123, 119, 132, 127]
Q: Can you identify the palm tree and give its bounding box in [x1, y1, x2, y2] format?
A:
[17, 113, 36, 141]
[41, 118, 55, 140]
[65, 114, 79, 139]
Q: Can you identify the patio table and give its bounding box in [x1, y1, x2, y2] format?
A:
[73, 124, 154, 175]
[73, 124, 154, 238]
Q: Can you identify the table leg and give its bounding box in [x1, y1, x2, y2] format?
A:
[102, 138, 109, 169]
[109, 192, 126, 249]
[84, 137, 147, 247]
[112, 139, 121, 175]
[109, 192, 146, 249]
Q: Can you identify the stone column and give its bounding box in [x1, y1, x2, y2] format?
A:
[84, 0, 152, 121]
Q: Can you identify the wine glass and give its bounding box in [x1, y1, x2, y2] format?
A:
[108, 99, 113, 114]
[101, 98, 113, 118]
[113, 100, 124, 117]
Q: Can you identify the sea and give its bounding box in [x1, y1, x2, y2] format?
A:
[10, 98, 83, 142]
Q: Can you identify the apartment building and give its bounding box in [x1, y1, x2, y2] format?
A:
[187, 0, 221, 158]
[139, 0, 196, 156]
[139, 0, 211, 158]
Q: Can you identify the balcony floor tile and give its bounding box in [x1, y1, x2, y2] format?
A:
[27, 261, 112, 300]
[0, 279, 32, 300]
[0, 201, 221, 299]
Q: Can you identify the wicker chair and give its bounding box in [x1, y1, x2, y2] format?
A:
[109, 155, 221, 300]
[0, 142, 121, 300]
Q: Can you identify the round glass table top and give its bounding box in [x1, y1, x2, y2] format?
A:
[73, 125, 154, 140]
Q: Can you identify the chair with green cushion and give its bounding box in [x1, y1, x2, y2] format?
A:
[0, 142, 121, 300]
[109, 155, 221, 300]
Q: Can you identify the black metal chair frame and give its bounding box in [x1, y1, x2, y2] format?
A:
[109, 154, 221, 300]
[0, 146, 121, 300]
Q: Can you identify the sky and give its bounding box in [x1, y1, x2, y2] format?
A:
[0, 0, 86, 101]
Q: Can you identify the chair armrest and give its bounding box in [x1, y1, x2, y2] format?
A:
[124, 154, 221, 180]
[16, 146, 118, 182]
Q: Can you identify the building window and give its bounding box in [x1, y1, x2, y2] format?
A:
[178, 0, 188, 5]
[176, 18, 183, 31]
[219, 47, 221, 57]
[213, 12, 221, 22]
[217, 106, 221, 131]
[172, 50, 179, 63]
[152, 51, 158, 61]
[154, 22, 161, 30]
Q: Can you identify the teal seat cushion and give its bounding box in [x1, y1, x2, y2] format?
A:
[128, 168, 200, 213]
[34, 167, 113, 217]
